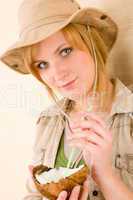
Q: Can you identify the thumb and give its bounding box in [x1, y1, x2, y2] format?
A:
[28, 165, 34, 174]
[79, 175, 90, 200]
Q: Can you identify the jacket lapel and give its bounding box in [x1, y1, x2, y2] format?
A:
[43, 115, 65, 168]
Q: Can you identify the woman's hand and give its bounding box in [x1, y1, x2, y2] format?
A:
[68, 111, 113, 184]
[57, 185, 81, 200]
[28, 165, 89, 200]
[57, 175, 89, 200]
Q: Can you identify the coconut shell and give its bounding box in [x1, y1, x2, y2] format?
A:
[32, 164, 89, 200]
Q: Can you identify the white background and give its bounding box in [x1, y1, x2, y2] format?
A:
[0, 0, 133, 199]
[0, 0, 51, 199]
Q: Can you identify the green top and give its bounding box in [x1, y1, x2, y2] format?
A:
[54, 129, 89, 200]
[54, 129, 85, 168]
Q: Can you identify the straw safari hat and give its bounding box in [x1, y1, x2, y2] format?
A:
[0, 0, 118, 75]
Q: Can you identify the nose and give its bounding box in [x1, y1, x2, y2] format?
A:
[52, 63, 69, 82]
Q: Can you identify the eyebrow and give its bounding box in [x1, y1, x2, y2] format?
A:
[32, 43, 67, 65]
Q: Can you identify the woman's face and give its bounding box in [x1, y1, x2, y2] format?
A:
[32, 30, 96, 101]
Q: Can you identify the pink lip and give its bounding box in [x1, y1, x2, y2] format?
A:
[59, 78, 77, 89]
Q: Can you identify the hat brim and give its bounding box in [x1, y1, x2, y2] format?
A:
[0, 7, 118, 74]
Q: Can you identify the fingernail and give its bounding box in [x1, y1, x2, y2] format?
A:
[74, 185, 81, 191]
[60, 191, 67, 198]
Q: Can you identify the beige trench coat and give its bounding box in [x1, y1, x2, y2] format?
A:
[23, 78, 133, 200]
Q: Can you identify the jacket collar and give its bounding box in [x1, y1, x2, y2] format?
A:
[40, 78, 133, 118]
[39, 97, 69, 117]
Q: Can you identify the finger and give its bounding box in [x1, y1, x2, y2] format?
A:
[69, 137, 98, 149]
[67, 125, 112, 146]
[70, 111, 106, 128]
[28, 165, 34, 174]
[68, 111, 84, 122]
[80, 175, 90, 200]
[68, 112, 86, 127]
[78, 120, 109, 140]
[57, 191, 68, 200]
[82, 111, 107, 127]
[69, 185, 81, 200]
[69, 139, 98, 154]
[68, 131, 105, 146]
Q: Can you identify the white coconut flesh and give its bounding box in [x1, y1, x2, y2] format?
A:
[36, 164, 85, 184]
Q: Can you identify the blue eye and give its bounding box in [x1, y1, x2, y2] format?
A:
[60, 47, 73, 57]
[37, 61, 48, 70]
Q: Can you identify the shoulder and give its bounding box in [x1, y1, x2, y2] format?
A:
[110, 78, 133, 115]
[33, 98, 69, 151]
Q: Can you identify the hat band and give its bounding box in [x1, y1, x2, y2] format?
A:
[19, 14, 71, 38]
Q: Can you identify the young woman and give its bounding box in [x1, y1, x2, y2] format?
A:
[1, 0, 133, 200]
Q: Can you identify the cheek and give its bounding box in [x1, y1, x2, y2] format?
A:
[40, 72, 61, 92]
[74, 54, 95, 81]
[39, 71, 53, 88]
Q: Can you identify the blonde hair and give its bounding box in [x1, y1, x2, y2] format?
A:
[23, 23, 112, 111]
